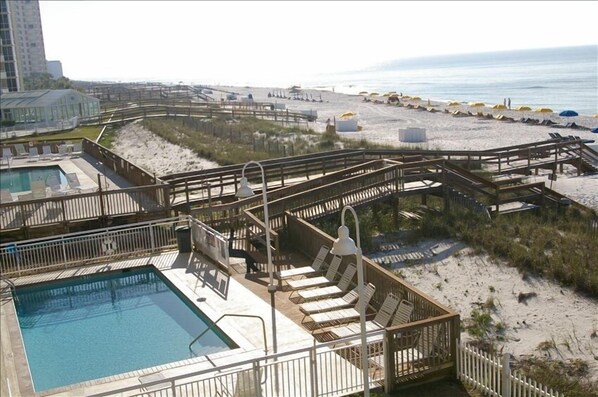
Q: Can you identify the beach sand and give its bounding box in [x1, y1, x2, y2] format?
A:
[111, 87, 598, 381]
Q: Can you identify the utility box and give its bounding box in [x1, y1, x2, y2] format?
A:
[175, 226, 192, 253]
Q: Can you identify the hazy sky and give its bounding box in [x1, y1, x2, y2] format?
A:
[39, 1, 597, 86]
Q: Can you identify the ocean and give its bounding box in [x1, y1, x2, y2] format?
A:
[305, 45, 597, 116]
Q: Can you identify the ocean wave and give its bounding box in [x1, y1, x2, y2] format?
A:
[521, 86, 549, 89]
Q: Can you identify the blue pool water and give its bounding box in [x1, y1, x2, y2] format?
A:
[14, 267, 236, 392]
[0, 166, 67, 193]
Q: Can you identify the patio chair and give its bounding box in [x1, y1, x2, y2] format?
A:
[277, 245, 329, 280]
[27, 147, 40, 162]
[303, 283, 376, 331]
[297, 262, 356, 302]
[14, 144, 28, 158]
[330, 293, 401, 339]
[390, 299, 414, 327]
[30, 180, 48, 199]
[287, 254, 341, 295]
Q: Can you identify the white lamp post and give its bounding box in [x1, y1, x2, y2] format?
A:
[235, 161, 276, 293]
[330, 205, 369, 397]
[235, 160, 278, 359]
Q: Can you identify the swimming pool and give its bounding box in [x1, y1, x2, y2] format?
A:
[0, 165, 67, 193]
[14, 266, 237, 392]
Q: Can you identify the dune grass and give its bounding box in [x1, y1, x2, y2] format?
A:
[139, 116, 391, 165]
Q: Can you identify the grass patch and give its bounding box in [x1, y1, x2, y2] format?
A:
[3, 125, 102, 142]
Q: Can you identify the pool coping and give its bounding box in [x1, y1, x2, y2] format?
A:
[2, 251, 288, 397]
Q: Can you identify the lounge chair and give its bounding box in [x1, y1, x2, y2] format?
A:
[41, 145, 53, 160]
[30, 180, 48, 199]
[14, 144, 28, 158]
[27, 147, 40, 162]
[369, 322, 445, 374]
[287, 254, 341, 294]
[65, 172, 82, 191]
[304, 283, 376, 331]
[1, 147, 12, 165]
[57, 145, 69, 158]
[46, 175, 63, 192]
[299, 286, 360, 316]
[330, 293, 401, 339]
[69, 142, 83, 157]
[297, 262, 357, 302]
[277, 245, 329, 280]
[1, 189, 16, 204]
[215, 367, 262, 397]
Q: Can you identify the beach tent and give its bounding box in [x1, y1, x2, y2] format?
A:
[447, 101, 460, 106]
[559, 110, 578, 117]
[516, 106, 532, 111]
[593, 114, 598, 118]
[469, 102, 485, 107]
[492, 104, 507, 109]
[535, 108, 553, 113]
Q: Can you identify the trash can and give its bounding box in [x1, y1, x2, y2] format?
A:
[175, 226, 192, 253]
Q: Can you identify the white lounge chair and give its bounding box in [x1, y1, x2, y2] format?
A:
[215, 367, 262, 397]
[330, 293, 401, 339]
[277, 245, 329, 280]
[27, 147, 40, 162]
[369, 322, 445, 375]
[14, 144, 28, 158]
[30, 180, 48, 199]
[1, 147, 12, 165]
[297, 262, 357, 302]
[65, 172, 82, 191]
[1, 189, 16, 204]
[304, 283, 376, 331]
[41, 145, 53, 160]
[300, 285, 360, 316]
[287, 254, 341, 294]
[46, 175, 63, 192]
[70, 142, 83, 157]
[331, 296, 410, 340]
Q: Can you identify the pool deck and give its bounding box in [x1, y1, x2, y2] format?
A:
[1, 249, 322, 397]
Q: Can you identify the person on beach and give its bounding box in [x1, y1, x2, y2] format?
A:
[503, 98, 507, 107]
[508, 98, 511, 109]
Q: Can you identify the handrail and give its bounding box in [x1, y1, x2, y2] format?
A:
[189, 314, 268, 355]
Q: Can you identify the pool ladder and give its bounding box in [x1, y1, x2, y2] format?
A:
[189, 314, 268, 356]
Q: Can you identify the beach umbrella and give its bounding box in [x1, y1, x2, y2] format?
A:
[469, 102, 485, 107]
[388, 93, 399, 98]
[340, 111, 357, 119]
[559, 110, 578, 117]
[358, 91, 368, 95]
[594, 114, 598, 118]
[447, 101, 460, 106]
[492, 104, 507, 109]
[535, 107, 553, 113]
[369, 92, 379, 96]
[516, 106, 532, 111]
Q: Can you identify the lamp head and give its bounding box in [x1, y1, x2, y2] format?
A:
[235, 177, 255, 198]
[331, 225, 358, 256]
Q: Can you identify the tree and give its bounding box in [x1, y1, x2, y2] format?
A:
[23, 73, 76, 90]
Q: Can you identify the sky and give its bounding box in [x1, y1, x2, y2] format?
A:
[39, 1, 597, 87]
